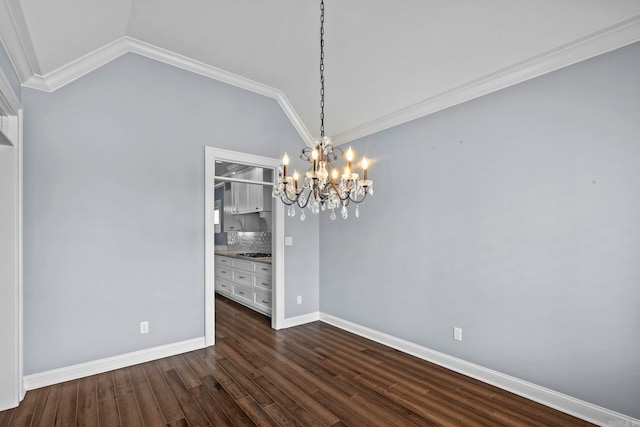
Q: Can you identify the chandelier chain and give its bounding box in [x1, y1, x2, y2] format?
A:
[273, 0, 373, 221]
[320, 0, 325, 138]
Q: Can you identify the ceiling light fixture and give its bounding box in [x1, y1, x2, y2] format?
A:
[272, 0, 373, 222]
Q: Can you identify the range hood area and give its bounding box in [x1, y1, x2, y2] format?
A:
[218, 166, 273, 233]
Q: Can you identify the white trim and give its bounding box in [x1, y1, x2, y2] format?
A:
[331, 14, 640, 145]
[281, 312, 319, 329]
[6, 15, 639, 146]
[23, 337, 205, 391]
[18, 36, 313, 146]
[319, 313, 640, 427]
[204, 147, 285, 338]
[0, 0, 41, 83]
[22, 37, 128, 92]
[204, 149, 215, 347]
[16, 109, 23, 401]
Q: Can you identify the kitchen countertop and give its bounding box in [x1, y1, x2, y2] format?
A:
[215, 250, 272, 264]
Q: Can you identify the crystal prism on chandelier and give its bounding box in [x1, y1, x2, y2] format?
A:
[272, 0, 373, 221]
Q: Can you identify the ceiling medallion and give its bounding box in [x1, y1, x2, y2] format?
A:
[273, 0, 373, 221]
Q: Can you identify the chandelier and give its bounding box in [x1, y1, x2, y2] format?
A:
[272, 0, 373, 222]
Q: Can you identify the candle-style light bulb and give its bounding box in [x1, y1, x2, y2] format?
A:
[293, 170, 299, 190]
[312, 149, 319, 172]
[332, 168, 338, 182]
[283, 152, 290, 177]
[346, 147, 354, 162]
[362, 158, 368, 181]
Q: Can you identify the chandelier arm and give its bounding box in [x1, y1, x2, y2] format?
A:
[348, 191, 368, 204]
[297, 190, 312, 209]
[280, 189, 302, 205]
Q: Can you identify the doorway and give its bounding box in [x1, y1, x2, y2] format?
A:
[204, 147, 284, 346]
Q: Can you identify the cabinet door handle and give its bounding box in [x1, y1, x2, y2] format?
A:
[238, 275, 245, 279]
[238, 291, 245, 295]
[261, 268, 269, 271]
[221, 270, 227, 274]
[260, 282, 268, 286]
[261, 300, 269, 304]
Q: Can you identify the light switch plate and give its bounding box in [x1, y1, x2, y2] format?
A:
[285, 236, 293, 246]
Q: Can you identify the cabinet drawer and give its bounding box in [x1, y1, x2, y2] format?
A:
[233, 259, 254, 272]
[216, 278, 232, 295]
[233, 283, 252, 302]
[216, 266, 232, 281]
[254, 263, 272, 275]
[254, 290, 272, 311]
[215, 256, 232, 266]
[233, 270, 253, 286]
[254, 274, 272, 291]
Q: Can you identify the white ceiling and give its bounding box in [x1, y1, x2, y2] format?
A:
[5, 0, 640, 144]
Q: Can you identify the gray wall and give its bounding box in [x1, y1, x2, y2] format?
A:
[319, 42, 640, 418]
[22, 52, 319, 374]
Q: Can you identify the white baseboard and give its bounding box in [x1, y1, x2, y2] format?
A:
[319, 313, 639, 427]
[23, 337, 205, 391]
[281, 311, 320, 329]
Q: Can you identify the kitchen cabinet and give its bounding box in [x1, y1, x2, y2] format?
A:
[232, 167, 272, 214]
[215, 255, 272, 316]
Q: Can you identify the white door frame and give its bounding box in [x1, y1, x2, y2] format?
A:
[204, 147, 285, 346]
[0, 63, 23, 410]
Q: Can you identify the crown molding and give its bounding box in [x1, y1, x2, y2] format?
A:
[7, 13, 639, 147]
[0, 0, 41, 84]
[18, 36, 313, 145]
[331, 14, 640, 146]
[125, 38, 314, 146]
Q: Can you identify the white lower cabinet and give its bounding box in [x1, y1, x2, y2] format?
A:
[215, 255, 272, 316]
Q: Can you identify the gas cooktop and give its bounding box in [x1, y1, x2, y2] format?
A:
[236, 252, 272, 259]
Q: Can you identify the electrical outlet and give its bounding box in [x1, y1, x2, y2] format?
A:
[453, 327, 462, 342]
[140, 321, 149, 334]
[297, 295, 302, 304]
[285, 236, 293, 246]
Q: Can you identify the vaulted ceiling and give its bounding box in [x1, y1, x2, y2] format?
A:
[2, 0, 640, 145]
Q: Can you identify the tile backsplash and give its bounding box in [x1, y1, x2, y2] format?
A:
[226, 231, 272, 253]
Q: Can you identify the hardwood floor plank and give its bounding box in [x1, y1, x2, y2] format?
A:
[3, 388, 38, 427]
[200, 375, 256, 427]
[96, 372, 122, 427]
[76, 376, 99, 427]
[142, 362, 185, 424]
[259, 365, 339, 426]
[262, 402, 305, 427]
[36, 383, 61, 426]
[0, 409, 13, 427]
[162, 369, 211, 427]
[189, 383, 233, 426]
[54, 380, 79, 426]
[168, 355, 201, 389]
[235, 396, 279, 427]
[29, 385, 52, 426]
[218, 358, 274, 407]
[112, 369, 143, 427]
[127, 364, 166, 426]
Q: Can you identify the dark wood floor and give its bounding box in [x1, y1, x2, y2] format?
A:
[1, 296, 593, 426]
